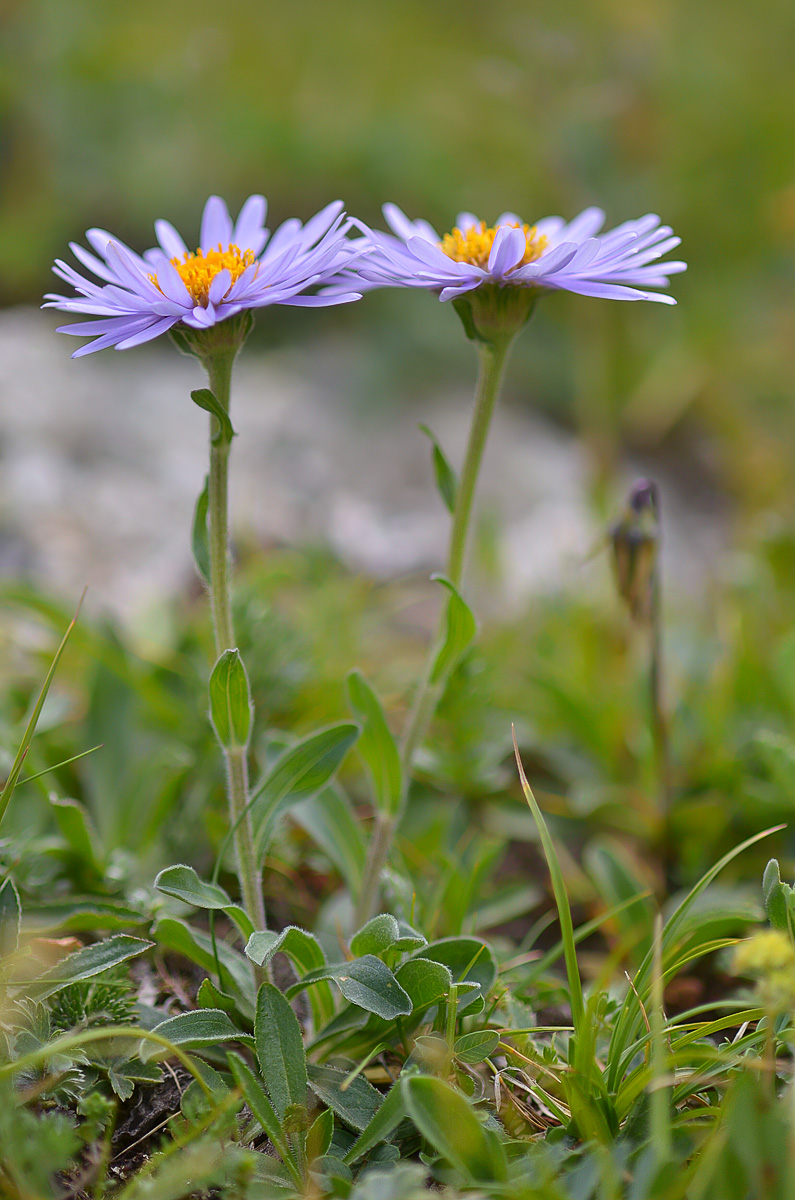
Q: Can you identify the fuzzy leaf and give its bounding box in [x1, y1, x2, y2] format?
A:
[419, 424, 458, 513]
[255, 982, 308, 1120]
[350, 914, 400, 958]
[143, 1009, 253, 1061]
[190, 387, 235, 444]
[155, 864, 233, 910]
[402, 1075, 507, 1183]
[290, 955, 412, 1020]
[346, 670, 402, 817]
[209, 649, 252, 749]
[429, 575, 477, 685]
[308, 1063, 383, 1133]
[33, 935, 153, 999]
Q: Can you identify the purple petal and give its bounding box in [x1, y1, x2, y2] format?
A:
[233, 194, 268, 252]
[154, 219, 189, 259]
[488, 226, 527, 276]
[200, 196, 233, 251]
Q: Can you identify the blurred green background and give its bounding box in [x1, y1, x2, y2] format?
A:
[2, 0, 794, 509]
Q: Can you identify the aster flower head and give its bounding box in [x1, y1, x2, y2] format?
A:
[46, 194, 362, 357]
[333, 203, 686, 341]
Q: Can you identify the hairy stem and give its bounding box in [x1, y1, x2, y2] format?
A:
[354, 335, 514, 925]
[204, 350, 267, 933]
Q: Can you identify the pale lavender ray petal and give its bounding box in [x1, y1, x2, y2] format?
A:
[200, 196, 233, 251]
[263, 218, 303, 259]
[299, 200, 345, 247]
[233, 194, 267, 250]
[534, 216, 566, 242]
[208, 269, 232, 304]
[455, 212, 481, 232]
[279, 291, 362, 306]
[382, 203, 440, 243]
[558, 207, 606, 244]
[488, 226, 528, 276]
[496, 212, 523, 227]
[150, 257, 192, 306]
[154, 219, 189, 259]
[114, 317, 179, 350]
[69, 242, 118, 284]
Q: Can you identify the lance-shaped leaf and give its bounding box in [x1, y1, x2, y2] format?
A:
[142, 1009, 253, 1061]
[209, 649, 252, 750]
[192, 476, 210, 584]
[0, 595, 83, 829]
[429, 575, 476, 685]
[289, 955, 412, 1021]
[0, 876, 21, 958]
[394, 958, 452, 1011]
[402, 1075, 507, 1183]
[155, 916, 255, 1010]
[346, 671, 402, 818]
[255, 983, 308, 1121]
[418, 424, 457, 514]
[409, 937, 497, 1013]
[251, 724, 359, 862]
[343, 1078, 406, 1163]
[245, 926, 334, 1030]
[290, 785, 366, 895]
[190, 387, 235, 444]
[32, 935, 153, 999]
[308, 1063, 384, 1133]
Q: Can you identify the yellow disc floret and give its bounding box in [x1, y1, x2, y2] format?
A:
[439, 222, 547, 271]
[151, 243, 256, 306]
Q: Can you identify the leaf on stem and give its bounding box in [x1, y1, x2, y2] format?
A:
[418, 424, 458, 513]
[429, 575, 476, 685]
[190, 387, 235, 444]
[209, 649, 253, 750]
[346, 670, 402, 817]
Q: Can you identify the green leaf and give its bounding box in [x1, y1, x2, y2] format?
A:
[453, 1030, 499, 1064]
[394, 958, 452, 1011]
[0, 876, 21, 958]
[307, 1106, 334, 1162]
[290, 956, 412, 1020]
[142, 1009, 253, 1061]
[346, 671, 402, 817]
[197, 978, 238, 1015]
[418, 424, 458, 513]
[50, 797, 103, 873]
[33, 935, 153, 999]
[227, 1052, 294, 1168]
[402, 1075, 507, 1183]
[762, 858, 792, 933]
[0, 596, 82, 829]
[411, 937, 497, 1011]
[154, 916, 255, 1010]
[191, 476, 210, 584]
[209, 649, 252, 749]
[245, 926, 334, 1030]
[21, 897, 146, 934]
[290, 785, 366, 895]
[393, 922, 427, 953]
[251, 723, 359, 862]
[308, 1064, 383, 1133]
[343, 1079, 406, 1163]
[429, 575, 477, 685]
[350, 914, 400, 958]
[255, 983, 308, 1121]
[155, 864, 233, 910]
[190, 387, 235, 444]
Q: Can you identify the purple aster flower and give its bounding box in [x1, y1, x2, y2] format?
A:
[45, 195, 362, 357]
[328, 203, 686, 308]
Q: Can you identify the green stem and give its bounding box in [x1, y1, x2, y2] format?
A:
[354, 335, 514, 926]
[204, 350, 267, 935]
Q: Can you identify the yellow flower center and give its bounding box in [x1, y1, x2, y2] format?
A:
[439, 222, 547, 270]
[151, 244, 256, 305]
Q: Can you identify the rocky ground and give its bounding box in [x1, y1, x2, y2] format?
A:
[0, 308, 726, 633]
